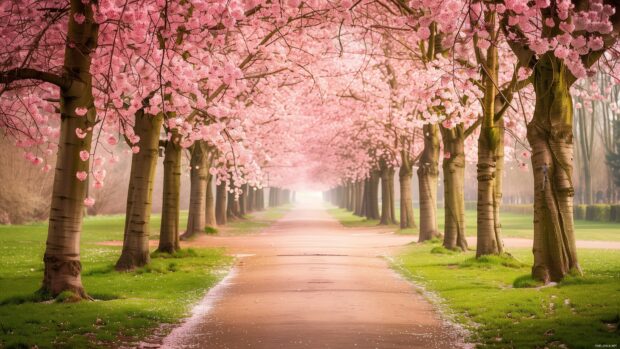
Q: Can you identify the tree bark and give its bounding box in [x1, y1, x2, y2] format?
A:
[379, 162, 397, 225]
[41, 1, 98, 298]
[247, 186, 255, 213]
[417, 124, 440, 241]
[227, 191, 240, 219]
[360, 179, 369, 217]
[256, 187, 265, 210]
[115, 112, 162, 270]
[353, 181, 364, 216]
[477, 118, 505, 256]
[529, 55, 580, 283]
[216, 182, 228, 225]
[399, 156, 416, 229]
[240, 184, 248, 216]
[441, 124, 468, 251]
[367, 171, 380, 219]
[157, 130, 182, 254]
[205, 171, 217, 228]
[181, 142, 212, 240]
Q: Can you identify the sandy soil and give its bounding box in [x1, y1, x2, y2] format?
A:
[157, 204, 467, 349]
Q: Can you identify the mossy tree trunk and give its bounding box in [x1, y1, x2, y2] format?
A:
[227, 190, 241, 219]
[157, 129, 182, 254]
[216, 181, 228, 225]
[240, 184, 248, 216]
[399, 152, 416, 229]
[440, 124, 468, 251]
[255, 187, 265, 211]
[353, 181, 364, 216]
[116, 112, 163, 270]
[181, 142, 212, 240]
[205, 171, 217, 229]
[417, 124, 440, 241]
[41, 1, 98, 298]
[476, 17, 505, 256]
[247, 186, 255, 213]
[360, 179, 369, 217]
[379, 161, 397, 225]
[367, 171, 380, 219]
[529, 55, 580, 282]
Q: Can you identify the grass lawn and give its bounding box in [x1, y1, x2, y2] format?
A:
[222, 205, 291, 235]
[327, 206, 620, 241]
[0, 206, 288, 348]
[395, 243, 620, 348]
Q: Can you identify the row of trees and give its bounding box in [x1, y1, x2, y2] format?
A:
[1, 0, 619, 297]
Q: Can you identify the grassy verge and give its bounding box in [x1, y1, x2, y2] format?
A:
[327, 204, 620, 241]
[0, 213, 232, 348]
[395, 243, 620, 348]
[326, 207, 392, 228]
[221, 205, 292, 235]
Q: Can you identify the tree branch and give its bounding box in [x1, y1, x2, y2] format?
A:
[0, 68, 70, 89]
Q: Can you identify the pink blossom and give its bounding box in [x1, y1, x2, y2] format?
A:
[75, 107, 88, 116]
[417, 27, 431, 40]
[79, 150, 90, 161]
[554, 46, 569, 59]
[84, 197, 95, 207]
[74, 13, 86, 24]
[544, 18, 555, 27]
[588, 37, 604, 51]
[131, 146, 140, 154]
[559, 22, 575, 33]
[107, 136, 118, 145]
[76, 171, 88, 181]
[75, 128, 88, 139]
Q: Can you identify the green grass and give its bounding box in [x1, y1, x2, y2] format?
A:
[327, 205, 620, 241]
[0, 212, 233, 349]
[395, 244, 620, 348]
[222, 205, 291, 235]
[326, 207, 394, 228]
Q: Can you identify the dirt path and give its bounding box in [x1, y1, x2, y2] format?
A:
[160, 203, 467, 349]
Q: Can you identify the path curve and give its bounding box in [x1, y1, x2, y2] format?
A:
[161, 203, 468, 349]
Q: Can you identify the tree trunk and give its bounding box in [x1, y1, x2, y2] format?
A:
[205, 172, 217, 228]
[353, 181, 364, 216]
[41, 1, 98, 298]
[441, 124, 468, 251]
[115, 112, 162, 270]
[240, 184, 248, 216]
[367, 171, 380, 219]
[344, 183, 352, 211]
[476, 23, 504, 256]
[360, 179, 369, 217]
[477, 119, 505, 256]
[399, 159, 416, 229]
[380, 162, 397, 225]
[257, 187, 265, 210]
[181, 143, 211, 240]
[247, 186, 255, 213]
[227, 191, 240, 219]
[529, 55, 580, 283]
[216, 182, 228, 225]
[417, 124, 440, 241]
[157, 130, 182, 254]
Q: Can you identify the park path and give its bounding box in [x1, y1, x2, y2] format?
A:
[160, 201, 466, 349]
